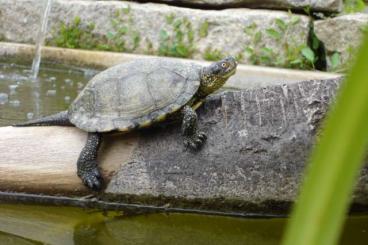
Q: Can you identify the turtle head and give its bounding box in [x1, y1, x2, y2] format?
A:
[199, 56, 237, 97]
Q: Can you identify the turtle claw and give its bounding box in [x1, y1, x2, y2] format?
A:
[80, 168, 104, 191]
[198, 132, 207, 141]
[184, 131, 207, 151]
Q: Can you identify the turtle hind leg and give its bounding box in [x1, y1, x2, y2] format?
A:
[181, 105, 207, 150]
[77, 132, 104, 191]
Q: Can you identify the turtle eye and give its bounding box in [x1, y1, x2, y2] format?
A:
[221, 62, 228, 68]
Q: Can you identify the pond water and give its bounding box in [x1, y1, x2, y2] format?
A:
[0, 204, 367, 245]
[0, 62, 367, 244]
[0, 61, 97, 126]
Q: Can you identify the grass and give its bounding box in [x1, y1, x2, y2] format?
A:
[282, 32, 368, 245]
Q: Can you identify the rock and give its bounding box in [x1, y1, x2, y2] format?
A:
[105, 76, 368, 214]
[314, 13, 368, 72]
[0, 0, 311, 68]
[148, 0, 343, 12]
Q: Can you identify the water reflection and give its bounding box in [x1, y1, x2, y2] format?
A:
[0, 204, 367, 245]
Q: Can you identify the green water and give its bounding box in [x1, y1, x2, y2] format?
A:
[0, 63, 367, 244]
[0, 62, 97, 126]
[0, 204, 366, 245]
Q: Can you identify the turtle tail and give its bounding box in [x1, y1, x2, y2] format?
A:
[13, 111, 73, 127]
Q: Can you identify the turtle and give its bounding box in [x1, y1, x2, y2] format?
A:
[15, 56, 237, 191]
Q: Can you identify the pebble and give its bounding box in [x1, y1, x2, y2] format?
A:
[27, 112, 34, 120]
[9, 100, 20, 107]
[0, 93, 9, 105]
[46, 90, 56, 96]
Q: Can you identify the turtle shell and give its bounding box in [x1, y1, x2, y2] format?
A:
[68, 58, 201, 132]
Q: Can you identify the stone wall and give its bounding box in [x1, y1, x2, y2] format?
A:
[0, 0, 311, 69]
[315, 13, 368, 71]
[0, 0, 367, 72]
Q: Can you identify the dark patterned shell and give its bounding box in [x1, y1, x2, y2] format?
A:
[68, 58, 201, 132]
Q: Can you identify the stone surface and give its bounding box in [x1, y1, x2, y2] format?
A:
[105, 76, 368, 213]
[139, 0, 343, 12]
[0, 42, 341, 90]
[314, 13, 368, 71]
[0, 0, 311, 68]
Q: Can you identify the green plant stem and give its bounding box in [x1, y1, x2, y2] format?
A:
[282, 33, 368, 245]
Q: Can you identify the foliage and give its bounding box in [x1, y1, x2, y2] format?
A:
[329, 52, 341, 70]
[199, 20, 209, 38]
[47, 6, 140, 52]
[103, 7, 141, 52]
[203, 47, 225, 61]
[47, 17, 99, 49]
[158, 15, 196, 58]
[282, 33, 368, 245]
[344, 0, 366, 13]
[242, 15, 316, 70]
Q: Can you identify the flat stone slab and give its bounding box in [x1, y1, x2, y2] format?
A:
[0, 0, 311, 68]
[104, 76, 368, 213]
[314, 13, 368, 71]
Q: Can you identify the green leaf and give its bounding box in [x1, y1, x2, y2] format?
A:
[199, 20, 209, 38]
[73, 16, 81, 26]
[176, 45, 188, 57]
[254, 31, 262, 43]
[290, 59, 302, 65]
[330, 52, 340, 69]
[244, 23, 257, 35]
[122, 6, 131, 14]
[282, 32, 368, 245]
[106, 32, 114, 40]
[275, 18, 287, 31]
[165, 14, 175, 24]
[244, 47, 254, 54]
[266, 28, 281, 40]
[159, 30, 169, 40]
[312, 35, 320, 50]
[290, 15, 301, 25]
[301, 47, 315, 63]
[260, 47, 273, 55]
[360, 25, 368, 34]
[344, 0, 365, 13]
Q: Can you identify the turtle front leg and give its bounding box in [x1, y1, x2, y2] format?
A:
[77, 132, 104, 191]
[181, 105, 207, 150]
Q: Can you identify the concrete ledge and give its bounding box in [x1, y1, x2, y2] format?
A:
[0, 42, 340, 90]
